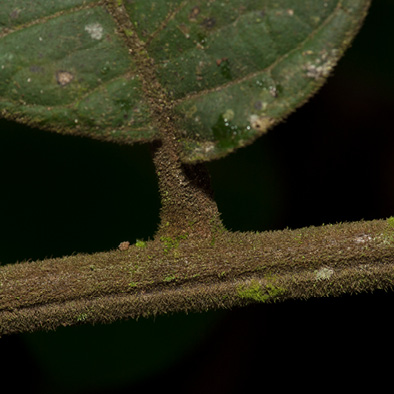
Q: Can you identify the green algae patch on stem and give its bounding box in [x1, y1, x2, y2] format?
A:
[237, 278, 287, 303]
[379, 216, 394, 245]
[160, 234, 188, 253]
[387, 217, 394, 228]
[135, 239, 147, 248]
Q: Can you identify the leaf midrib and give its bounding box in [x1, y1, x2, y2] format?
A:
[105, 0, 179, 140]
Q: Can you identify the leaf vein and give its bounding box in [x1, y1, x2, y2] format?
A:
[173, 1, 342, 104]
[0, 0, 104, 40]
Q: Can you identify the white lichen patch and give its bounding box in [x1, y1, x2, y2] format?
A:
[248, 114, 275, 132]
[85, 23, 104, 40]
[304, 50, 339, 80]
[315, 267, 334, 281]
[269, 85, 278, 97]
[354, 234, 372, 243]
[200, 141, 215, 153]
[304, 59, 335, 80]
[56, 71, 74, 86]
[191, 141, 216, 158]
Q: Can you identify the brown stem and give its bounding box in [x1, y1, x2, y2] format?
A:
[151, 136, 223, 239]
[1, 218, 394, 336]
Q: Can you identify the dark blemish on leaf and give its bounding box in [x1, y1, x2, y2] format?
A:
[216, 57, 228, 66]
[178, 23, 190, 39]
[212, 114, 239, 148]
[10, 9, 21, 19]
[212, 115, 230, 146]
[254, 101, 263, 110]
[189, 6, 200, 21]
[201, 18, 216, 29]
[56, 71, 74, 86]
[252, 121, 262, 129]
[196, 33, 206, 46]
[249, 115, 274, 132]
[30, 65, 44, 73]
[217, 58, 232, 81]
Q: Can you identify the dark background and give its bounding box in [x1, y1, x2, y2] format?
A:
[1, 1, 393, 392]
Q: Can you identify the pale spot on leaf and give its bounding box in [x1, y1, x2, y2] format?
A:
[56, 71, 73, 86]
[248, 114, 275, 132]
[85, 23, 104, 40]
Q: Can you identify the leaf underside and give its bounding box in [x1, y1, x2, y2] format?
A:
[0, 0, 370, 162]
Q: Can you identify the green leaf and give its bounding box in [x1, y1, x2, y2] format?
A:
[0, 0, 370, 161]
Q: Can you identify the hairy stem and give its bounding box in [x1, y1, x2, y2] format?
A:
[151, 138, 223, 239]
[1, 218, 394, 336]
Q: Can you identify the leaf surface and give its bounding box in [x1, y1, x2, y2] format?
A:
[0, 0, 370, 161]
